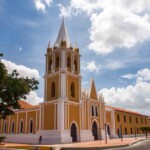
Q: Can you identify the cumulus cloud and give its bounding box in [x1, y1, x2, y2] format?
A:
[26, 91, 43, 105]
[105, 60, 125, 70]
[82, 61, 101, 73]
[121, 74, 136, 79]
[2, 59, 40, 79]
[100, 68, 150, 115]
[59, 0, 150, 54]
[33, 0, 53, 12]
[100, 81, 150, 115]
[121, 68, 150, 82]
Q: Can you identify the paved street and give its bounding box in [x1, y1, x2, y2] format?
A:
[107, 139, 150, 150]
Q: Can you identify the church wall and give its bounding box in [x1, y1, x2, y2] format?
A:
[106, 111, 111, 126]
[18, 112, 26, 134]
[9, 114, 17, 134]
[114, 111, 149, 135]
[27, 111, 37, 134]
[43, 103, 56, 130]
[69, 104, 80, 130]
[67, 76, 79, 102]
[47, 75, 59, 101]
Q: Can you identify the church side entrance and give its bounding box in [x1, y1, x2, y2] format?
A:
[71, 123, 77, 142]
[92, 121, 98, 140]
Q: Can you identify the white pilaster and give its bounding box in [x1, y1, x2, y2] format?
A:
[71, 54, 74, 73]
[61, 73, 66, 99]
[57, 100, 65, 131]
[61, 50, 66, 70]
[16, 113, 18, 134]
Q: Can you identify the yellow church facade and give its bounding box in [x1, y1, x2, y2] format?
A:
[0, 20, 149, 144]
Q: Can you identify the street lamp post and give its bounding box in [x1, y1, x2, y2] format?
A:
[134, 127, 137, 140]
[99, 127, 101, 144]
[120, 125, 123, 141]
[105, 124, 107, 144]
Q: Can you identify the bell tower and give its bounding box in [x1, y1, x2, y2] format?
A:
[42, 19, 82, 141]
[44, 19, 81, 103]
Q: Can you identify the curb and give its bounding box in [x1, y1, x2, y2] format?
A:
[60, 138, 150, 150]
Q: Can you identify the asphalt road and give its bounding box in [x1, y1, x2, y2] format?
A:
[106, 139, 150, 150]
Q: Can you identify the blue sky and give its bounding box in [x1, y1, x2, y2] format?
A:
[0, 0, 150, 115]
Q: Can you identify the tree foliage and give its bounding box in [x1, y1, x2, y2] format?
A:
[140, 126, 150, 138]
[0, 54, 39, 119]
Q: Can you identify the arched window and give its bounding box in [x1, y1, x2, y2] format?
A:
[48, 59, 52, 70]
[67, 57, 71, 68]
[56, 56, 59, 68]
[29, 119, 33, 134]
[51, 82, 55, 97]
[71, 82, 75, 97]
[4, 122, 7, 133]
[12, 121, 15, 134]
[20, 121, 23, 134]
[92, 105, 94, 116]
[95, 106, 98, 117]
[74, 60, 77, 71]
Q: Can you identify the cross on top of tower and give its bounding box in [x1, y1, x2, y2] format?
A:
[55, 18, 71, 48]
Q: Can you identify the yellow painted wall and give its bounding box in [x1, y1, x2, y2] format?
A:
[47, 75, 59, 101]
[43, 104, 56, 130]
[114, 111, 150, 135]
[18, 112, 26, 134]
[27, 111, 37, 134]
[67, 75, 79, 102]
[69, 104, 80, 130]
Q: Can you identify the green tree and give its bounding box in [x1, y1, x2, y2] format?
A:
[0, 54, 39, 119]
[140, 127, 150, 138]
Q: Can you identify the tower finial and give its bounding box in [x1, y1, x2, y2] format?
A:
[48, 40, 50, 48]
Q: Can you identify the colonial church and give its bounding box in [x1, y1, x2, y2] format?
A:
[0, 20, 149, 144]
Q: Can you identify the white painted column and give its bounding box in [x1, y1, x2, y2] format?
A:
[39, 105, 42, 130]
[111, 111, 116, 136]
[71, 54, 74, 73]
[8, 116, 10, 134]
[61, 51, 66, 70]
[100, 103, 102, 128]
[42, 105, 44, 130]
[36, 110, 37, 133]
[61, 73, 66, 99]
[57, 100, 65, 131]
[16, 113, 18, 134]
[25, 112, 28, 134]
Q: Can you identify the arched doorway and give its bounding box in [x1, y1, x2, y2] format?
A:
[71, 123, 77, 142]
[92, 121, 98, 140]
[107, 124, 111, 138]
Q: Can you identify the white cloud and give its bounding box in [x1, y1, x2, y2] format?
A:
[33, 0, 53, 12]
[101, 68, 150, 115]
[105, 60, 125, 70]
[100, 81, 150, 115]
[26, 91, 43, 105]
[82, 61, 101, 73]
[137, 68, 150, 82]
[121, 74, 135, 79]
[121, 68, 150, 82]
[59, 0, 150, 54]
[2, 59, 40, 79]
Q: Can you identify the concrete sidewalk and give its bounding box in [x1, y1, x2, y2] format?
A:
[0, 137, 149, 150]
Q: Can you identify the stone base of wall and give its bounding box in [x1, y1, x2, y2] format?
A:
[80, 130, 94, 142]
[4, 134, 39, 144]
[37, 130, 72, 144]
